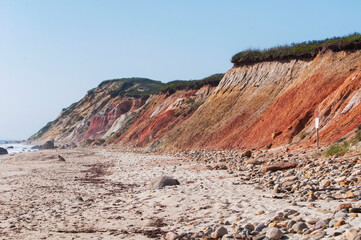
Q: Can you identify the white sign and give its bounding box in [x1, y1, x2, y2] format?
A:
[315, 118, 319, 129]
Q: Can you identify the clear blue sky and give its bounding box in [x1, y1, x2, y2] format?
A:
[1, 0, 361, 140]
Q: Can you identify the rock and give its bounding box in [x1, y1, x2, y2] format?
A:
[344, 191, 356, 199]
[282, 176, 298, 182]
[255, 223, 267, 232]
[260, 162, 297, 173]
[58, 155, 66, 162]
[338, 203, 352, 210]
[257, 210, 265, 215]
[211, 226, 228, 239]
[39, 140, 55, 150]
[7, 146, 14, 149]
[31, 145, 40, 149]
[246, 158, 262, 165]
[244, 223, 255, 231]
[242, 150, 252, 158]
[350, 208, 361, 213]
[333, 220, 345, 227]
[287, 220, 296, 229]
[265, 227, 284, 240]
[344, 228, 359, 240]
[221, 235, 234, 240]
[143, 218, 166, 227]
[165, 232, 179, 240]
[321, 179, 331, 187]
[148, 176, 180, 190]
[292, 222, 308, 232]
[306, 217, 319, 225]
[0, 147, 8, 155]
[314, 219, 329, 229]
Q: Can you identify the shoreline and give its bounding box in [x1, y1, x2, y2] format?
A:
[0, 147, 360, 239]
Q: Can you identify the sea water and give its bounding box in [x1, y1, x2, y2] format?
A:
[0, 140, 38, 155]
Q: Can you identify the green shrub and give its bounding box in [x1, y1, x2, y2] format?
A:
[326, 141, 350, 157]
[232, 33, 361, 66]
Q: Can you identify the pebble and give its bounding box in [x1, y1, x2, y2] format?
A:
[265, 227, 284, 240]
[334, 219, 346, 227]
[339, 203, 352, 210]
[212, 226, 228, 239]
[344, 228, 359, 240]
[292, 222, 308, 232]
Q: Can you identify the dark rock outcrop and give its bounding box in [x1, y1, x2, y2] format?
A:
[0, 147, 8, 155]
[39, 140, 56, 150]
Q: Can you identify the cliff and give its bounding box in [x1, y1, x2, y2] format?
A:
[31, 39, 361, 151]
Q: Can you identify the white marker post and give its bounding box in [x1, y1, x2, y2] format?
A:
[315, 110, 319, 149]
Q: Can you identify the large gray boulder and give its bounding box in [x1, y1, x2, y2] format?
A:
[148, 176, 180, 190]
[39, 140, 56, 150]
[0, 147, 8, 155]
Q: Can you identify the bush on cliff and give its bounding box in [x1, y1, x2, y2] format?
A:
[232, 33, 361, 66]
[106, 74, 224, 98]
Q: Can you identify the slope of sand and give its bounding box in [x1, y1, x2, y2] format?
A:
[0, 148, 354, 239]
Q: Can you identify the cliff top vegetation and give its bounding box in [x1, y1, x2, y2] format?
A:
[98, 74, 224, 98]
[232, 33, 361, 66]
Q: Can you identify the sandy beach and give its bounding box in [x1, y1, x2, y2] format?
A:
[0, 148, 360, 240]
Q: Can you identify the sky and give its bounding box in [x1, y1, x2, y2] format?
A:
[1, 0, 361, 140]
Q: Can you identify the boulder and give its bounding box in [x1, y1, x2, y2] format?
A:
[260, 162, 297, 173]
[31, 145, 40, 149]
[0, 147, 8, 155]
[39, 140, 55, 150]
[148, 176, 180, 190]
[242, 150, 252, 158]
[7, 146, 14, 149]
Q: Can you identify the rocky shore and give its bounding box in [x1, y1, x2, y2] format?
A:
[0, 147, 361, 239]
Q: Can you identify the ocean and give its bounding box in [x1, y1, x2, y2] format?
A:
[0, 140, 38, 154]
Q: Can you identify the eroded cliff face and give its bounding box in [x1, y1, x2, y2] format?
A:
[163, 50, 361, 150]
[32, 50, 361, 151]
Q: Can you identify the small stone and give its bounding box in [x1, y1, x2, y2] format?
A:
[287, 220, 296, 229]
[221, 235, 234, 240]
[257, 210, 265, 215]
[212, 227, 228, 239]
[350, 208, 361, 213]
[165, 232, 179, 240]
[334, 220, 346, 228]
[292, 222, 308, 232]
[244, 223, 255, 231]
[268, 221, 278, 227]
[255, 223, 267, 232]
[338, 203, 352, 210]
[58, 155, 66, 161]
[306, 217, 319, 225]
[314, 219, 329, 229]
[321, 179, 331, 187]
[265, 227, 284, 240]
[242, 150, 252, 158]
[350, 213, 358, 217]
[344, 228, 359, 240]
[345, 191, 356, 199]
